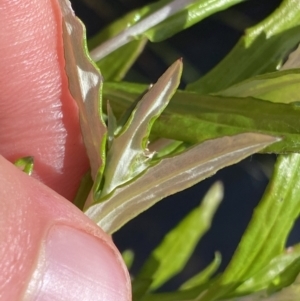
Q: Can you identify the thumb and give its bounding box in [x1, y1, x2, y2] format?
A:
[0, 156, 131, 301]
[0, 0, 89, 201]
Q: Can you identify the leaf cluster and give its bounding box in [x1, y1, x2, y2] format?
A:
[52, 0, 300, 300]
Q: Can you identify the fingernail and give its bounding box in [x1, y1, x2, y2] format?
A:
[24, 225, 130, 301]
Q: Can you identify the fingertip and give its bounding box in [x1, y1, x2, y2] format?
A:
[0, 156, 131, 300]
[0, 0, 89, 200]
[24, 225, 131, 301]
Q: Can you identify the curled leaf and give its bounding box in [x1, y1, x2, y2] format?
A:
[59, 0, 107, 179]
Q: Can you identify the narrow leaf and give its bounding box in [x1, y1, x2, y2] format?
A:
[122, 249, 135, 270]
[198, 154, 300, 301]
[89, 0, 243, 61]
[187, 0, 300, 94]
[99, 60, 182, 196]
[233, 244, 300, 296]
[92, 40, 147, 81]
[135, 182, 223, 291]
[144, 0, 243, 42]
[215, 69, 300, 104]
[59, 0, 107, 179]
[231, 271, 300, 301]
[85, 133, 278, 234]
[180, 252, 221, 290]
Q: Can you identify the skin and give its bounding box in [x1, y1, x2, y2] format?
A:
[0, 0, 131, 300]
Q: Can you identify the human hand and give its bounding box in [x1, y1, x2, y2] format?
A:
[0, 0, 131, 300]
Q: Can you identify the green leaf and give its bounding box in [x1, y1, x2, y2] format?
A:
[122, 249, 135, 270]
[59, 0, 107, 179]
[197, 154, 300, 301]
[139, 285, 210, 301]
[231, 270, 300, 301]
[14, 156, 34, 175]
[180, 252, 221, 290]
[232, 244, 300, 296]
[215, 43, 300, 104]
[187, 0, 300, 94]
[85, 133, 278, 234]
[86, 0, 149, 80]
[92, 40, 147, 81]
[89, 0, 243, 61]
[230, 259, 300, 301]
[135, 182, 223, 292]
[73, 171, 93, 210]
[143, 0, 243, 42]
[99, 60, 182, 197]
[214, 69, 300, 104]
[103, 82, 300, 153]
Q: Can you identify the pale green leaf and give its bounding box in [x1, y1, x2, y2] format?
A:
[215, 69, 300, 104]
[122, 249, 135, 270]
[135, 182, 223, 292]
[231, 271, 300, 301]
[180, 252, 221, 290]
[144, 0, 243, 42]
[197, 154, 300, 301]
[99, 60, 182, 197]
[85, 133, 278, 234]
[149, 138, 186, 160]
[214, 43, 300, 104]
[59, 0, 107, 179]
[92, 40, 147, 81]
[187, 0, 300, 94]
[233, 244, 300, 296]
[14, 156, 34, 176]
[89, 0, 243, 61]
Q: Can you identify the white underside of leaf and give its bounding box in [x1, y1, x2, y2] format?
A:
[58, 0, 107, 179]
[90, 0, 199, 61]
[85, 133, 279, 234]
